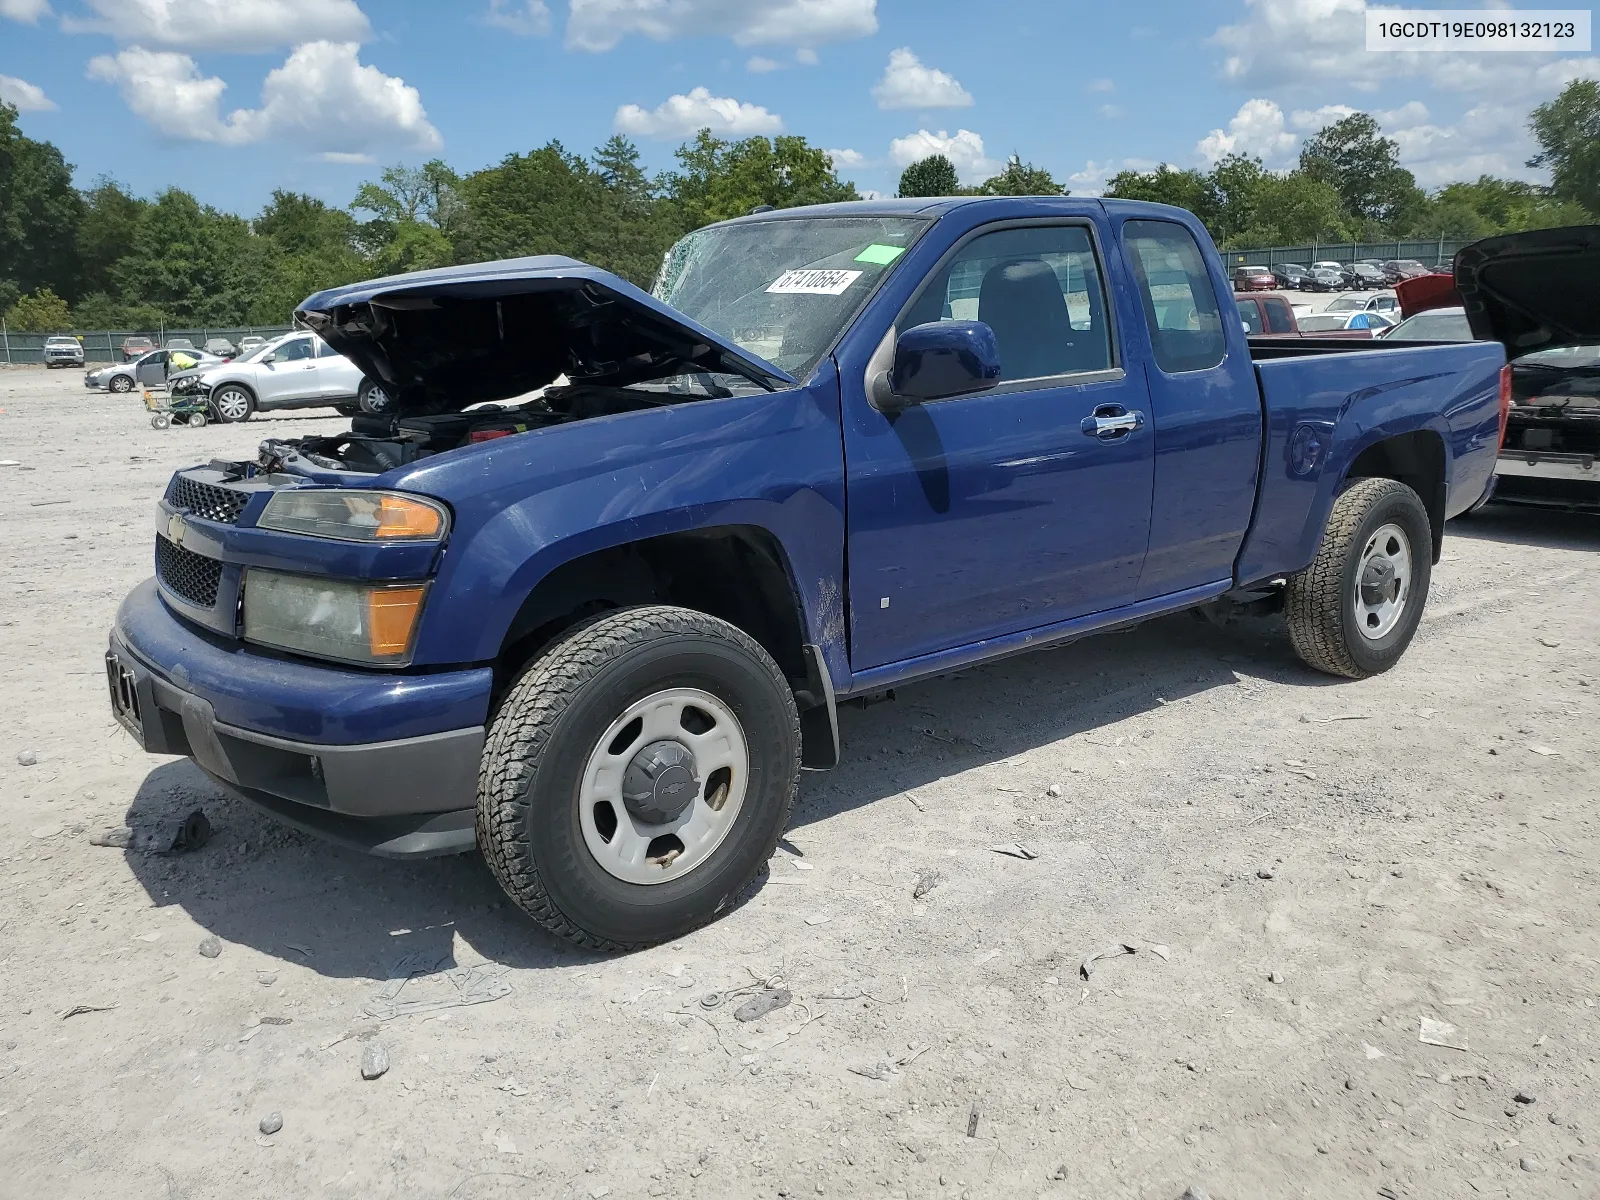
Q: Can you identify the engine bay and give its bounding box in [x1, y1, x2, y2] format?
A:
[254, 383, 696, 474]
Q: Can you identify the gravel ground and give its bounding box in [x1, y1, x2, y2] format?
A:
[2, 366, 1598, 1200]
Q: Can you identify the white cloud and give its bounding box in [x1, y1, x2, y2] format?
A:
[794, 46, 818, 64]
[888, 128, 998, 184]
[1097, 103, 1123, 119]
[1066, 157, 1157, 196]
[614, 86, 782, 138]
[318, 150, 376, 164]
[746, 55, 780, 72]
[1290, 102, 1356, 132]
[1086, 77, 1114, 93]
[65, 0, 370, 51]
[87, 41, 442, 154]
[485, 0, 550, 35]
[1196, 97, 1297, 164]
[871, 47, 972, 110]
[567, 0, 876, 52]
[0, 0, 50, 23]
[825, 146, 865, 167]
[0, 74, 56, 111]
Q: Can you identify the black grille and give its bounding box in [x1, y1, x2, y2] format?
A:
[170, 475, 248, 524]
[155, 536, 222, 608]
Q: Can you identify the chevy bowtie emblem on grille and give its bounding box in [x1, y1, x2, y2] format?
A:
[167, 512, 187, 546]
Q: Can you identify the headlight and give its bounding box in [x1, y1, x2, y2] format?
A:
[243, 569, 429, 666]
[257, 490, 449, 542]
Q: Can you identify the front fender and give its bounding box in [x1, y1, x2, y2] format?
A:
[395, 374, 848, 683]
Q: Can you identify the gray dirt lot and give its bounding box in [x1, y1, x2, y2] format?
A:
[2, 365, 1598, 1200]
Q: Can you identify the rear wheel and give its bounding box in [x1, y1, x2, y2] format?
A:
[110, 374, 133, 393]
[211, 385, 253, 423]
[188, 411, 207, 429]
[1285, 477, 1432, 679]
[357, 379, 393, 415]
[477, 606, 800, 951]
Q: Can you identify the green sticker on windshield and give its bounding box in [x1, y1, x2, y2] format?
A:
[855, 243, 905, 265]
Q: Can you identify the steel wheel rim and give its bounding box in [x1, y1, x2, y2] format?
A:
[578, 687, 749, 886]
[214, 389, 249, 420]
[1354, 521, 1412, 640]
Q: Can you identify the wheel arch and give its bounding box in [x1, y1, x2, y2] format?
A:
[491, 524, 838, 768]
[1343, 428, 1448, 561]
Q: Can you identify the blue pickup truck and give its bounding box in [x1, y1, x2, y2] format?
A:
[107, 197, 1509, 949]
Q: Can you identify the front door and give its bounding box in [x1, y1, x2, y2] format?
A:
[843, 221, 1156, 671]
[257, 336, 319, 405]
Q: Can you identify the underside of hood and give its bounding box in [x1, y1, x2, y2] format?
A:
[1455, 225, 1600, 358]
[1395, 272, 1460, 319]
[295, 255, 794, 415]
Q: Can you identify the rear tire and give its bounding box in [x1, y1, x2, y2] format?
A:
[477, 605, 800, 951]
[357, 379, 393, 415]
[1285, 477, 1432, 679]
[150, 413, 170, 430]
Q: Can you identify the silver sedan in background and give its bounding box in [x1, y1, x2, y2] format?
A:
[85, 348, 224, 393]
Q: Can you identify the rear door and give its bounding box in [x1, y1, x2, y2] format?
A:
[842, 218, 1156, 670]
[315, 337, 364, 400]
[1112, 214, 1263, 599]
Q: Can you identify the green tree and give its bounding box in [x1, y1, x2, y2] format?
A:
[1418, 175, 1591, 238]
[665, 131, 858, 229]
[592, 134, 653, 201]
[108, 188, 258, 324]
[75, 177, 146, 299]
[246, 190, 370, 321]
[897, 154, 961, 198]
[3, 286, 72, 331]
[1104, 163, 1216, 225]
[352, 159, 464, 267]
[976, 155, 1065, 196]
[1529, 80, 1600, 217]
[0, 102, 83, 306]
[1297, 112, 1425, 228]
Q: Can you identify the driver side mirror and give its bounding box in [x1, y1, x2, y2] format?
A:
[869, 320, 1001, 412]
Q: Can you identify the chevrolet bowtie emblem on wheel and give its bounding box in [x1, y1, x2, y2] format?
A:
[167, 512, 186, 546]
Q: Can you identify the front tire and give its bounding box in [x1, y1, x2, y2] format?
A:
[110, 374, 133, 393]
[478, 606, 800, 951]
[211, 385, 253, 423]
[1285, 477, 1432, 679]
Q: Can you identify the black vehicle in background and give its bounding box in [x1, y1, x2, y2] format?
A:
[1272, 263, 1312, 289]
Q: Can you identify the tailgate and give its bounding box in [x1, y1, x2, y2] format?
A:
[1234, 341, 1506, 586]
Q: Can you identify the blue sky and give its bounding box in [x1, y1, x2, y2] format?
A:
[1, 0, 1596, 218]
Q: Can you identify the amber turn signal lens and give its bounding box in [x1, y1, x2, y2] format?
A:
[375, 495, 446, 539]
[367, 586, 428, 657]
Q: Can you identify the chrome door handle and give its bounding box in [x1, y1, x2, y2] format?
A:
[1081, 409, 1145, 438]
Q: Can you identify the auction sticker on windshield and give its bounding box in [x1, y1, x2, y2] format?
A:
[767, 269, 863, 295]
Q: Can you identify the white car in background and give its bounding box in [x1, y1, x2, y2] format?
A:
[170, 330, 392, 423]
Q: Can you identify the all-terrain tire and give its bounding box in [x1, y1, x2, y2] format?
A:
[1285, 477, 1432, 679]
[477, 605, 800, 951]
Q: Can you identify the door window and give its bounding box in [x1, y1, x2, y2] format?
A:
[1263, 297, 1296, 334]
[1122, 220, 1226, 373]
[275, 339, 314, 362]
[902, 224, 1112, 385]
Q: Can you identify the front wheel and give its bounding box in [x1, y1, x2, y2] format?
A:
[1285, 477, 1433, 679]
[210, 385, 253, 423]
[477, 606, 800, 951]
[110, 374, 133, 393]
[150, 413, 170, 430]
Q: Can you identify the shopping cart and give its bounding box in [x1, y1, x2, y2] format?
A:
[142, 388, 210, 430]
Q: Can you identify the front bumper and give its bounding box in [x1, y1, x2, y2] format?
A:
[108, 580, 492, 858]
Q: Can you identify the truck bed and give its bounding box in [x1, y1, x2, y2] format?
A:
[1234, 338, 1506, 587]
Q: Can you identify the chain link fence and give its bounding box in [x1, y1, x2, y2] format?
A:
[1221, 238, 1469, 269]
[0, 325, 295, 366]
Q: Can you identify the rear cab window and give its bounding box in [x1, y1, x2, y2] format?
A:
[1123, 220, 1226, 372]
[1235, 299, 1263, 335]
[1263, 297, 1295, 333]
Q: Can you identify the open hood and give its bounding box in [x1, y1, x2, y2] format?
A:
[295, 255, 795, 415]
[1395, 272, 1460, 318]
[1455, 225, 1600, 358]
